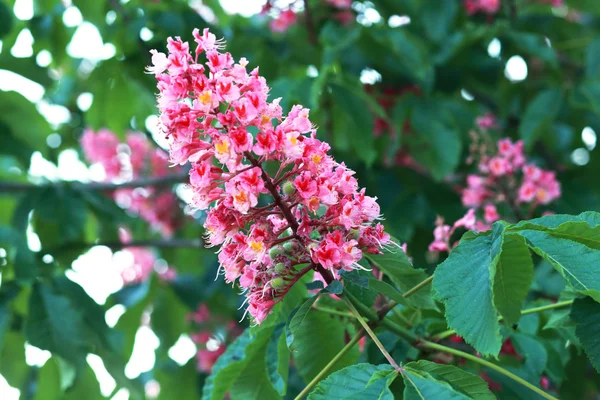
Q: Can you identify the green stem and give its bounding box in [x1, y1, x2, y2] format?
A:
[402, 275, 433, 299]
[343, 297, 401, 370]
[392, 308, 412, 327]
[293, 330, 364, 400]
[422, 341, 558, 400]
[312, 305, 355, 318]
[433, 299, 574, 340]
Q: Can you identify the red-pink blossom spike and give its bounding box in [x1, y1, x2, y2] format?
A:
[150, 29, 392, 324]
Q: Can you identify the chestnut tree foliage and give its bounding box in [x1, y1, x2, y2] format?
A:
[1, 0, 600, 399]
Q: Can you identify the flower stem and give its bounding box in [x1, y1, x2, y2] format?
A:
[342, 297, 401, 371]
[402, 275, 433, 299]
[293, 329, 364, 400]
[432, 299, 574, 341]
[421, 341, 558, 400]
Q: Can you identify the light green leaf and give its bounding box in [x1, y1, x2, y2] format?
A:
[516, 230, 600, 301]
[570, 297, 600, 372]
[366, 246, 436, 310]
[308, 363, 395, 400]
[403, 370, 470, 400]
[493, 236, 534, 326]
[404, 360, 495, 399]
[433, 224, 504, 356]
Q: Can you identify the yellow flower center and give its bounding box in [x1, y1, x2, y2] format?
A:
[312, 154, 322, 164]
[198, 90, 212, 105]
[234, 190, 248, 204]
[249, 241, 264, 253]
[215, 139, 229, 154]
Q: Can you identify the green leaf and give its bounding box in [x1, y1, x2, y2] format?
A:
[421, 1, 458, 43]
[286, 283, 341, 349]
[516, 230, 600, 301]
[0, 1, 14, 39]
[493, 236, 534, 326]
[202, 326, 274, 400]
[265, 324, 290, 396]
[0, 91, 52, 157]
[512, 211, 600, 250]
[0, 332, 28, 388]
[329, 83, 376, 166]
[518, 89, 563, 149]
[507, 32, 558, 68]
[25, 283, 87, 366]
[404, 360, 495, 399]
[586, 37, 600, 79]
[403, 370, 471, 400]
[366, 245, 436, 310]
[433, 224, 504, 356]
[570, 297, 600, 372]
[409, 100, 462, 181]
[511, 333, 548, 383]
[293, 310, 360, 383]
[368, 279, 410, 307]
[307, 363, 395, 400]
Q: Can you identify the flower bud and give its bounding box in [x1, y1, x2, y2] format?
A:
[282, 241, 295, 253]
[349, 228, 360, 239]
[271, 277, 286, 289]
[274, 262, 287, 274]
[282, 181, 295, 196]
[269, 246, 285, 259]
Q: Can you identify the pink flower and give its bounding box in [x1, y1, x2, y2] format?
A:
[488, 157, 509, 176]
[476, 113, 497, 130]
[269, 9, 297, 33]
[429, 225, 451, 252]
[518, 181, 537, 203]
[484, 204, 500, 223]
[327, 0, 352, 8]
[294, 172, 318, 199]
[453, 209, 477, 231]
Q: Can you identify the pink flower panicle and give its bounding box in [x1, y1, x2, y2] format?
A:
[430, 136, 561, 253]
[464, 0, 501, 15]
[80, 129, 181, 236]
[150, 28, 392, 324]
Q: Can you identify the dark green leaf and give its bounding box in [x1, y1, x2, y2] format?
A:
[308, 363, 395, 400]
[433, 224, 504, 356]
[519, 89, 563, 149]
[570, 297, 600, 372]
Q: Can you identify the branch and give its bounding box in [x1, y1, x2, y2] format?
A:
[0, 173, 189, 193]
[43, 238, 204, 255]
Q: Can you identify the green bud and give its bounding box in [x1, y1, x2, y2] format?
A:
[282, 181, 296, 196]
[271, 277, 286, 289]
[282, 241, 294, 253]
[274, 263, 287, 274]
[269, 246, 285, 259]
[349, 228, 360, 239]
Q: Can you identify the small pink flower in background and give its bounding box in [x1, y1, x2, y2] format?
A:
[430, 136, 561, 254]
[476, 113, 497, 130]
[269, 9, 297, 33]
[188, 304, 210, 324]
[326, 0, 353, 8]
[464, 0, 500, 15]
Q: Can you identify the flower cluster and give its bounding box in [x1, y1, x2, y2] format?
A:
[464, 0, 500, 15]
[81, 128, 181, 236]
[263, 0, 354, 33]
[462, 137, 561, 211]
[149, 28, 391, 323]
[116, 228, 177, 285]
[188, 304, 241, 373]
[429, 130, 561, 253]
[464, 0, 562, 16]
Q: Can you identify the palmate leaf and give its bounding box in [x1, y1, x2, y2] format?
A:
[404, 360, 495, 400]
[403, 370, 470, 400]
[433, 224, 504, 356]
[570, 297, 600, 372]
[308, 363, 396, 400]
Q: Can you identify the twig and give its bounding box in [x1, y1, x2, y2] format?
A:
[0, 173, 189, 193]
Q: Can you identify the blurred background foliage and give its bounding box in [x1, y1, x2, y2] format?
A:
[0, 0, 600, 399]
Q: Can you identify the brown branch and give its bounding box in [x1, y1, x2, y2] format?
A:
[0, 173, 189, 193]
[245, 152, 299, 232]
